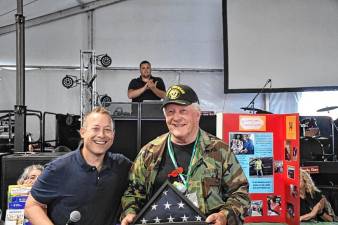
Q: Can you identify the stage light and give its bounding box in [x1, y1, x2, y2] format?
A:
[100, 94, 112, 107]
[100, 54, 112, 67]
[62, 75, 79, 89]
[97, 54, 112, 67]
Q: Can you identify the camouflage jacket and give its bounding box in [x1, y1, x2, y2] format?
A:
[121, 129, 250, 222]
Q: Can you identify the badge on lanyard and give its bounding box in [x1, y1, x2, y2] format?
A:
[173, 181, 187, 193]
[167, 132, 200, 194]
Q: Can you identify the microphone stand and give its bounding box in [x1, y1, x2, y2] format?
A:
[245, 79, 271, 114]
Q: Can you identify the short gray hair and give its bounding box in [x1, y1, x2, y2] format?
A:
[17, 164, 44, 185]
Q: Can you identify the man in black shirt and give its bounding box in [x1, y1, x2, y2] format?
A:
[24, 107, 131, 225]
[128, 60, 166, 102]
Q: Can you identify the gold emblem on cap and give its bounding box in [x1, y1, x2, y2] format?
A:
[166, 85, 186, 100]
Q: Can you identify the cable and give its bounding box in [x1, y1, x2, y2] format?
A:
[0, 0, 40, 18]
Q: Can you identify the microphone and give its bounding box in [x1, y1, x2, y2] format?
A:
[243, 78, 272, 113]
[66, 210, 81, 225]
[87, 74, 97, 88]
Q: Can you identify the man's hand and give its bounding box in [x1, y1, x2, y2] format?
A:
[147, 79, 157, 90]
[143, 82, 149, 90]
[121, 213, 136, 225]
[206, 212, 227, 225]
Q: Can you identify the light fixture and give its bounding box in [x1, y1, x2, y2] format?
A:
[62, 75, 79, 89]
[97, 54, 112, 67]
[100, 94, 112, 107]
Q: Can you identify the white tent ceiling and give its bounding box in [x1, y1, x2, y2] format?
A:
[0, 0, 125, 34]
[0, 0, 90, 26]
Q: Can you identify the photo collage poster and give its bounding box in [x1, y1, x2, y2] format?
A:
[219, 113, 300, 225]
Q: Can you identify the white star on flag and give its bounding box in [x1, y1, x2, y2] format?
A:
[167, 215, 174, 222]
[133, 182, 206, 224]
[154, 217, 161, 223]
[181, 214, 189, 222]
[151, 204, 158, 210]
[195, 215, 202, 221]
[178, 201, 185, 208]
[164, 201, 172, 209]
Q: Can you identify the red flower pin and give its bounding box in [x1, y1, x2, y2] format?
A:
[168, 167, 184, 178]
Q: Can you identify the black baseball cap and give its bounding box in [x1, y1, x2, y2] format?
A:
[162, 84, 199, 108]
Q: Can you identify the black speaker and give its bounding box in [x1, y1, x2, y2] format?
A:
[56, 114, 81, 150]
[200, 115, 216, 136]
[109, 120, 138, 161]
[1, 152, 65, 220]
[141, 120, 168, 148]
[0, 152, 11, 219]
[300, 137, 324, 162]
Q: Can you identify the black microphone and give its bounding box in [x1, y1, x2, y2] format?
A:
[66, 210, 81, 225]
[243, 78, 272, 112]
[87, 74, 97, 88]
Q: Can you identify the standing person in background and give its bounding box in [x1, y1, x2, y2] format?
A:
[24, 107, 132, 225]
[121, 84, 250, 225]
[128, 60, 166, 102]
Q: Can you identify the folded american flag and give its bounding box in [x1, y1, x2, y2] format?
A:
[133, 181, 206, 225]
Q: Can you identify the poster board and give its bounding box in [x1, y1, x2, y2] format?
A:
[218, 113, 300, 225]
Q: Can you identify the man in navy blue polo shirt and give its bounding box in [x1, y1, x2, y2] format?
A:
[128, 60, 166, 102]
[24, 107, 131, 225]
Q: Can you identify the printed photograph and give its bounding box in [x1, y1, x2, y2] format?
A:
[284, 140, 291, 161]
[292, 146, 298, 161]
[249, 200, 263, 217]
[267, 195, 282, 216]
[249, 157, 273, 177]
[289, 184, 298, 198]
[287, 202, 295, 219]
[273, 160, 283, 173]
[229, 133, 255, 154]
[287, 166, 295, 179]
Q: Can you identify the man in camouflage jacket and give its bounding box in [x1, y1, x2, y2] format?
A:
[121, 84, 250, 225]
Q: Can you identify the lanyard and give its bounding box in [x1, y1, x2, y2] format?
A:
[167, 131, 200, 190]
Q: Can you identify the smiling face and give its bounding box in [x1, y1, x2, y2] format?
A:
[80, 112, 114, 158]
[164, 103, 201, 145]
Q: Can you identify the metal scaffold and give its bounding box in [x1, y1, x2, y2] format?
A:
[80, 50, 98, 124]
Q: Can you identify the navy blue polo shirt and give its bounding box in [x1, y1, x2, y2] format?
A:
[30, 147, 131, 225]
[128, 76, 166, 102]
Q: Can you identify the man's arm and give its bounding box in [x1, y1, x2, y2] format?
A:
[207, 146, 250, 225]
[120, 147, 150, 223]
[147, 80, 166, 99]
[24, 194, 53, 225]
[128, 84, 148, 99]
